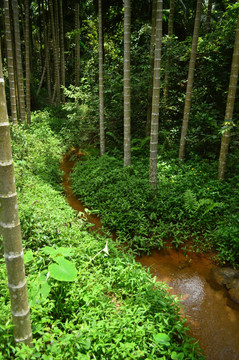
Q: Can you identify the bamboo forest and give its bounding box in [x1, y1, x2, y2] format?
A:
[1, 0, 239, 359]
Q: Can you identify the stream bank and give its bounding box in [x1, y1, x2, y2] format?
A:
[137, 249, 239, 360]
[61, 151, 239, 360]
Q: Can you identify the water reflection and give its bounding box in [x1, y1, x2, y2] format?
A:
[138, 249, 239, 360]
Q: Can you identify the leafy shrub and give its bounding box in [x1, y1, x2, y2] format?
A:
[11, 112, 65, 189]
[71, 152, 239, 265]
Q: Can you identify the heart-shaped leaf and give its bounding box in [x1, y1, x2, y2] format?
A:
[49, 257, 77, 281]
[153, 333, 170, 346]
[24, 250, 34, 263]
[171, 351, 184, 360]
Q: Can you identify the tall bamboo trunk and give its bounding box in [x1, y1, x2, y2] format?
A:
[123, 0, 131, 167]
[25, 0, 31, 124]
[205, 0, 213, 32]
[218, 11, 239, 180]
[4, 0, 18, 125]
[42, 0, 51, 102]
[59, 0, 65, 103]
[178, 0, 202, 161]
[12, 0, 26, 122]
[0, 43, 32, 346]
[149, 0, 163, 190]
[98, 0, 105, 156]
[54, 0, 60, 103]
[75, 3, 80, 87]
[163, 0, 175, 102]
[37, 0, 43, 71]
[49, 0, 60, 104]
[145, 0, 157, 136]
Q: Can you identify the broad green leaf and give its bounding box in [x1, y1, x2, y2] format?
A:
[172, 351, 184, 360]
[40, 282, 51, 300]
[24, 250, 34, 263]
[54, 255, 66, 265]
[81, 338, 91, 350]
[41, 246, 74, 258]
[153, 333, 170, 346]
[29, 272, 51, 304]
[49, 257, 77, 281]
[76, 354, 90, 360]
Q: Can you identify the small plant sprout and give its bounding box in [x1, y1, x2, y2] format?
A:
[77, 241, 110, 279]
[87, 240, 109, 262]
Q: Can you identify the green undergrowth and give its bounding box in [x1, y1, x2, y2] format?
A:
[71, 154, 239, 266]
[11, 111, 67, 190]
[0, 113, 204, 359]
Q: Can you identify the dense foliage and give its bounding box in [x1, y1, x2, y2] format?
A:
[3, 1, 238, 156]
[71, 152, 239, 266]
[0, 114, 204, 359]
[1, 0, 239, 357]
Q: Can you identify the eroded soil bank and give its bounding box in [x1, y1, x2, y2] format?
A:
[61, 152, 239, 360]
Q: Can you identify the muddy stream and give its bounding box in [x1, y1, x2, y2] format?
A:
[61, 152, 239, 360]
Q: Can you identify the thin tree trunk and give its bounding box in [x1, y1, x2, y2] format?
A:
[42, 0, 51, 102]
[49, 0, 60, 104]
[54, 0, 60, 103]
[98, 0, 105, 156]
[168, 0, 174, 35]
[12, 0, 26, 122]
[52, 83, 56, 103]
[218, 11, 239, 180]
[25, 0, 31, 124]
[0, 44, 32, 346]
[205, 0, 213, 32]
[4, 0, 18, 125]
[163, 0, 175, 102]
[178, 0, 202, 161]
[37, 0, 43, 70]
[124, 0, 131, 167]
[29, 4, 33, 73]
[36, 61, 46, 96]
[59, 0, 65, 103]
[19, 2, 26, 45]
[146, 0, 157, 136]
[149, 0, 163, 190]
[75, 2, 80, 86]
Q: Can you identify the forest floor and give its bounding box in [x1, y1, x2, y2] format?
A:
[0, 113, 205, 359]
[1, 108, 239, 359]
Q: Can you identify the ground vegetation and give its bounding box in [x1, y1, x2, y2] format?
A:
[0, 114, 204, 359]
[1, 0, 239, 356]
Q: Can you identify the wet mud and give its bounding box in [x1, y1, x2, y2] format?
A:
[60, 151, 102, 232]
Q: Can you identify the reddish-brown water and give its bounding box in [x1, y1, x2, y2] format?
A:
[61, 152, 239, 360]
[137, 249, 239, 360]
[61, 151, 103, 232]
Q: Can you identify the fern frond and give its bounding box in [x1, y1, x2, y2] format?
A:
[184, 190, 198, 213]
[201, 201, 224, 217]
